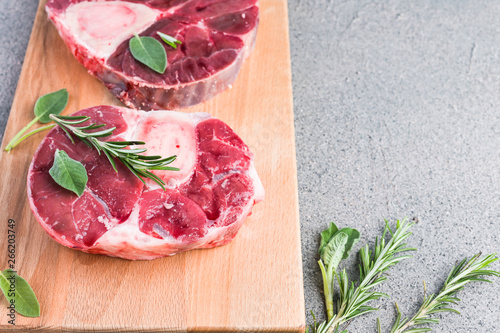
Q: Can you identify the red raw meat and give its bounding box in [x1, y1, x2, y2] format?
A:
[27, 106, 264, 259]
[45, 0, 259, 110]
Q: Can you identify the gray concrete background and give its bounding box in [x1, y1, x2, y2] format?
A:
[1, 0, 499, 332]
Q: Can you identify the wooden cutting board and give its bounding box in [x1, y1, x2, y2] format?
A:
[0, 0, 304, 331]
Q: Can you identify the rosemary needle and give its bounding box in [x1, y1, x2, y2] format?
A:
[49, 114, 179, 190]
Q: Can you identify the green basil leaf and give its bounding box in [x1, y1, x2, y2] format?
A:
[338, 227, 361, 259]
[318, 222, 339, 256]
[34, 88, 69, 123]
[322, 232, 348, 269]
[49, 149, 88, 197]
[157, 32, 182, 49]
[0, 269, 40, 317]
[129, 34, 167, 74]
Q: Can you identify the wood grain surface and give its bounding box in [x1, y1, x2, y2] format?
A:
[0, 0, 304, 331]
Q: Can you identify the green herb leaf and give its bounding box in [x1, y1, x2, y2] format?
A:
[157, 32, 182, 49]
[321, 231, 348, 269]
[49, 149, 88, 196]
[321, 231, 349, 321]
[4, 89, 69, 151]
[318, 222, 360, 260]
[338, 227, 360, 259]
[130, 34, 167, 74]
[34, 88, 69, 123]
[318, 222, 339, 256]
[318, 223, 360, 322]
[0, 269, 40, 317]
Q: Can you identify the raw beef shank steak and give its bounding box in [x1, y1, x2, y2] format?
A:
[45, 0, 259, 110]
[27, 106, 264, 260]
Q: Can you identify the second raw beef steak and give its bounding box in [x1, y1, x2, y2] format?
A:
[45, 0, 259, 110]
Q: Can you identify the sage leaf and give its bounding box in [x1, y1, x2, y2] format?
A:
[34, 88, 69, 123]
[320, 230, 350, 322]
[130, 33, 167, 74]
[322, 231, 348, 269]
[318, 222, 339, 256]
[338, 227, 360, 259]
[4, 89, 68, 151]
[157, 32, 182, 49]
[0, 269, 40, 317]
[49, 149, 88, 196]
[318, 222, 360, 261]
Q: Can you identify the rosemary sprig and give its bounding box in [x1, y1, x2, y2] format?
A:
[309, 219, 416, 333]
[381, 253, 500, 333]
[49, 114, 179, 190]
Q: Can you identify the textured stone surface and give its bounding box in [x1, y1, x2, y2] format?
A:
[289, 1, 500, 331]
[1, 0, 499, 331]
